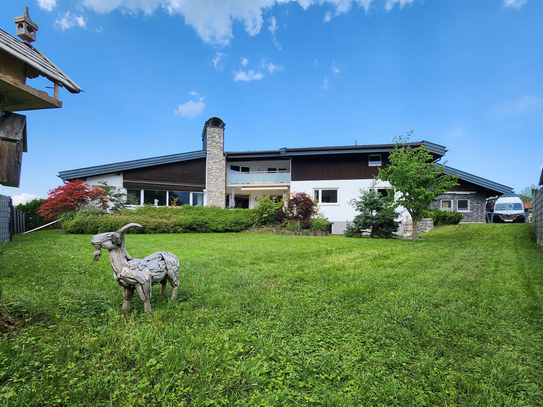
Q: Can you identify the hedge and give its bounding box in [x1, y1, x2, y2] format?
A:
[62, 205, 256, 234]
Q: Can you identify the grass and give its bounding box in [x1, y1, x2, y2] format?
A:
[0, 224, 542, 406]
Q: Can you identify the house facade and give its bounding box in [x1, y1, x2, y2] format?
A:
[59, 117, 513, 234]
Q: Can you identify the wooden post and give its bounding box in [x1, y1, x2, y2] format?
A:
[0, 95, 4, 124]
[54, 83, 59, 100]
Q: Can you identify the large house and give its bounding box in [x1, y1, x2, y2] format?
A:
[58, 117, 512, 234]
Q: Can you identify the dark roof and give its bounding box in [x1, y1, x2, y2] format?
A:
[438, 164, 513, 196]
[0, 28, 82, 94]
[540, 168, 543, 186]
[227, 140, 447, 159]
[59, 140, 449, 180]
[59, 150, 206, 181]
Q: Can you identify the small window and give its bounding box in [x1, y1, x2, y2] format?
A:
[458, 199, 469, 212]
[441, 200, 452, 210]
[369, 154, 382, 166]
[314, 189, 339, 204]
[126, 189, 140, 205]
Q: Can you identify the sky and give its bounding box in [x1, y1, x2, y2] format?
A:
[1, 0, 542, 204]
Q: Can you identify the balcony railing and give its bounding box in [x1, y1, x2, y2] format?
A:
[227, 171, 291, 184]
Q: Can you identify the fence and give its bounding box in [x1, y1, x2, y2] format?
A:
[533, 187, 543, 250]
[0, 194, 26, 243]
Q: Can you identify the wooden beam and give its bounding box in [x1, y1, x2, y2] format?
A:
[0, 95, 3, 124]
[54, 82, 59, 100]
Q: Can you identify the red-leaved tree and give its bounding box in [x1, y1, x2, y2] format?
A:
[287, 192, 318, 229]
[37, 180, 107, 220]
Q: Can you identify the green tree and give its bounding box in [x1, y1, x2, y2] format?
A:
[15, 198, 47, 230]
[345, 188, 400, 238]
[377, 132, 459, 241]
[517, 184, 537, 203]
[98, 181, 128, 213]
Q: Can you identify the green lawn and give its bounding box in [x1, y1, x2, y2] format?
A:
[1, 224, 542, 406]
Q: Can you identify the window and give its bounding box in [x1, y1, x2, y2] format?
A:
[369, 154, 382, 166]
[144, 190, 167, 206]
[314, 188, 339, 204]
[230, 165, 250, 173]
[128, 189, 203, 207]
[267, 168, 287, 172]
[458, 199, 469, 212]
[441, 200, 452, 210]
[126, 189, 141, 205]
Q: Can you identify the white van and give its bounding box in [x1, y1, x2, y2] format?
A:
[491, 196, 525, 223]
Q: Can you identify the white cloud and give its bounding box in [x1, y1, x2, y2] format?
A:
[55, 12, 87, 31]
[268, 16, 278, 34]
[324, 11, 332, 21]
[212, 52, 227, 69]
[233, 70, 264, 82]
[241, 57, 249, 66]
[79, 1, 419, 46]
[502, 0, 528, 8]
[266, 62, 283, 74]
[323, 76, 331, 89]
[189, 91, 198, 96]
[11, 193, 41, 205]
[486, 95, 543, 121]
[384, 0, 415, 12]
[331, 62, 340, 73]
[174, 97, 206, 118]
[37, 0, 57, 12]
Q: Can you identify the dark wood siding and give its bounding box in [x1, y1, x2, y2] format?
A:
[123, 158, 206, 191]
[291, 154, 389, 181]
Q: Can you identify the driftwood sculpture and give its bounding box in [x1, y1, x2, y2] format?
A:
[91, 223, 179, 313]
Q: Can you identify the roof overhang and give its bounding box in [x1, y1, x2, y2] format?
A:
[439, 164, 513, 196]
[0, 72, 61, 111]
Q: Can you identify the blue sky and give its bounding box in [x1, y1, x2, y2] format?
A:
[1, 0, 542, 204]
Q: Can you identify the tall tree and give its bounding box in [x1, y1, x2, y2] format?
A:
[37, 180, 107, 221]
[377, 132, 459, 241]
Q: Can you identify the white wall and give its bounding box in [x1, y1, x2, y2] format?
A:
[85, 173, 124, 189]
[290, 179, 410, 234]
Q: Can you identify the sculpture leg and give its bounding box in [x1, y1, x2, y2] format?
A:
[135, 284, 152, 313]
[160, 280, 167, 296]
[167, 277, 178, 301]
[122, 287, 134, 311]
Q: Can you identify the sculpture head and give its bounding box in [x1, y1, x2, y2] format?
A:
[91, 223, 142, 261]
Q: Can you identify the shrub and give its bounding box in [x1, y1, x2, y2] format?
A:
[426, 209, 464, 226]
[63, 205, 255, 234]
[253, 196, 283, 226]
[287, 192, 317, 230]
[345, 189, 400, 238]
[309, 215, 330, 232]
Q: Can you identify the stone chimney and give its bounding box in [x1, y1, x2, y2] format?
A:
[202, 117, 226, 208]
[14, 7, 38, 45]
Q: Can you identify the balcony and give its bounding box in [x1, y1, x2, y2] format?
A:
[227, 170, 291, 185]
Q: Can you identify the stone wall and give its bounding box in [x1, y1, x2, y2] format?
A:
[204, 120, 226, 208]
[429, 182, 488, 223]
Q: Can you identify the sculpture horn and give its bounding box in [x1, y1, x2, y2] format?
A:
[117, 223, 142, 234]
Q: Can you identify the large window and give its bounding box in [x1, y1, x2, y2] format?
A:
[230, 165, 250, 173]
[369, 188, 392, 198]
[314, 188, 339, 204]
[127, 189, 203, 207]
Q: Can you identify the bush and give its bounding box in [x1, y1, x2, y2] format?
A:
[426, 209, 464, 226]
[63, 205, 255, 234]
[253, 196, 283, 226]
[345, 189, 400, 238]
[309, 215, 330, 232]
[15, 198, 47, 230]
[287, 192, 317, 230]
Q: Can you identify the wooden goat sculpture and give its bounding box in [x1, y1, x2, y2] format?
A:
[91, 223, 179, 313]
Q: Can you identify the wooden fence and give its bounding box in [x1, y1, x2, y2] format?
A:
[0, 194, 26, 243]
[533, 187, 543, 250]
